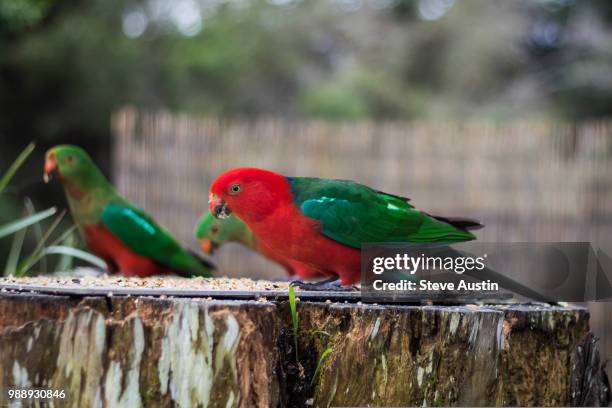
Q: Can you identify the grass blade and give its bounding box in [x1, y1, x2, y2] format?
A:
[43, 246, 106, 269]
[54, 233, 76, 272]
[311, 347, 332, 386]
[0, 142, 35, 194]
[0, 207, 57, 239]
[289, 285, 299, 361]
[48, 223, 78, 248]
[15, 210, 66, 276]
[310, 330, 330, 337]
[4, 223, 27, 276]
[16, 214, 82, 276]
[24, 198, 47, 274]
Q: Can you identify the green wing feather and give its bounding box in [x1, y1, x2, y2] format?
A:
[101, 203, 212, 277]
[288, 177, 475, 248]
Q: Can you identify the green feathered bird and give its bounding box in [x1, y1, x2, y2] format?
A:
[195, 211, 325, 279]
[44, 145, 214, 277]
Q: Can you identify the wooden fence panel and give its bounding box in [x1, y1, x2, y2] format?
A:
[111, 107, 612, 360]
[112, 108, 612, 253]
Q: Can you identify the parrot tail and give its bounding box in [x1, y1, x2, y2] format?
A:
[430, 215, 484, 231]
[188, 249, 216, 269]
[186, 249, 217, 275]
[439, 246, 551, 302]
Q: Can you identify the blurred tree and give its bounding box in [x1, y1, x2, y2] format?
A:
[0, 0, 611, 173]
[0, 0, 52, 34]
[523, 0, 612, 119]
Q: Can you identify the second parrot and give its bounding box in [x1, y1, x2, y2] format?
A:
[45, 145, 214, 278]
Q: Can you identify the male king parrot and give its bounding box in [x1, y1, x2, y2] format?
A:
[208, 167, 547, 299]
[44, 145, 214, 278]
[195, 212, 323, 279]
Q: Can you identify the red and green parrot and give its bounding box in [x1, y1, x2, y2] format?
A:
[44, 145, 214, 278]
[208, 167, 546, 299]
[195, 212, 323, 279]
[208, 167, 482, 287]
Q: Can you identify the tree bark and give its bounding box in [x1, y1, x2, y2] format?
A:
[0, 294, 280, 408]
[0, 291, 603, 407]
[299, 303, 592, 407]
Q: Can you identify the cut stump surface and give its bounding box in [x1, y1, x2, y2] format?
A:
[0, 277, 603, 407]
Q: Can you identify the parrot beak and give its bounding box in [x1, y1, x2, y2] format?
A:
[43, 155, 58, 183]
[199, 239, 219, 254]
[208, 195, 232, 219]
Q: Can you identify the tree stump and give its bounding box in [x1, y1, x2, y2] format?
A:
[0, 277, 606, 407]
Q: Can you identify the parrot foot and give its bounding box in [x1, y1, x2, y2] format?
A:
[290, 278, 356, 292]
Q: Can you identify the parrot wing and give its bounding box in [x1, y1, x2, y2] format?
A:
[101, 202, 213, 277]
[288, 177, 476, 249]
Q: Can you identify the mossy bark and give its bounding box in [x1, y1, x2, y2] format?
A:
[0, 293, 600, 407]
[0, 294, 280, 408]
[298, 303, 590, 407]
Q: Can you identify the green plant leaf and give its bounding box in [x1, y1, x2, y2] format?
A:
[289, 284, 299, 362]
[48, 223, 78, 248]
[15, 210, 66, 276]
[4, 222, 27, 276]
[24, 198, 47, 274]
[0, 142, 35, 194]
[311, 347, 333, 386]
[42, 246, 106, 269]
[0, 207, 57, 239]
[54, 233, 76, 272]
[310, 330, 330, 337]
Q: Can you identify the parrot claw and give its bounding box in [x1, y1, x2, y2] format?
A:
[290, 278, 357, 292]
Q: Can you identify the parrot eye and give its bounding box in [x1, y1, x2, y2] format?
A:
[211, 225, 219, 234]
[66, 155, 74, 164]
[229, 184, 241, 195]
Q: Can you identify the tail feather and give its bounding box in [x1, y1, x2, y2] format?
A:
[172, 249, 216, 278]
[433, 246, 551, 302]
[188, 249, 216, 270]
[430, 215, 484, 231]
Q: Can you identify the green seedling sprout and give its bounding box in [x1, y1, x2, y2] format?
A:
[289, 284, 299, 362]
[311, 347, 332, 386]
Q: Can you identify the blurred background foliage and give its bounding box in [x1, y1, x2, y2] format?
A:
[2, 0, 612, 137]
[1, 0, 612, 268]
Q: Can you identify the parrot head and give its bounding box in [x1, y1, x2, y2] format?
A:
[44, 145, 97, 185]
[209, 168, 291, 223]
[195, 212, 255, 253]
